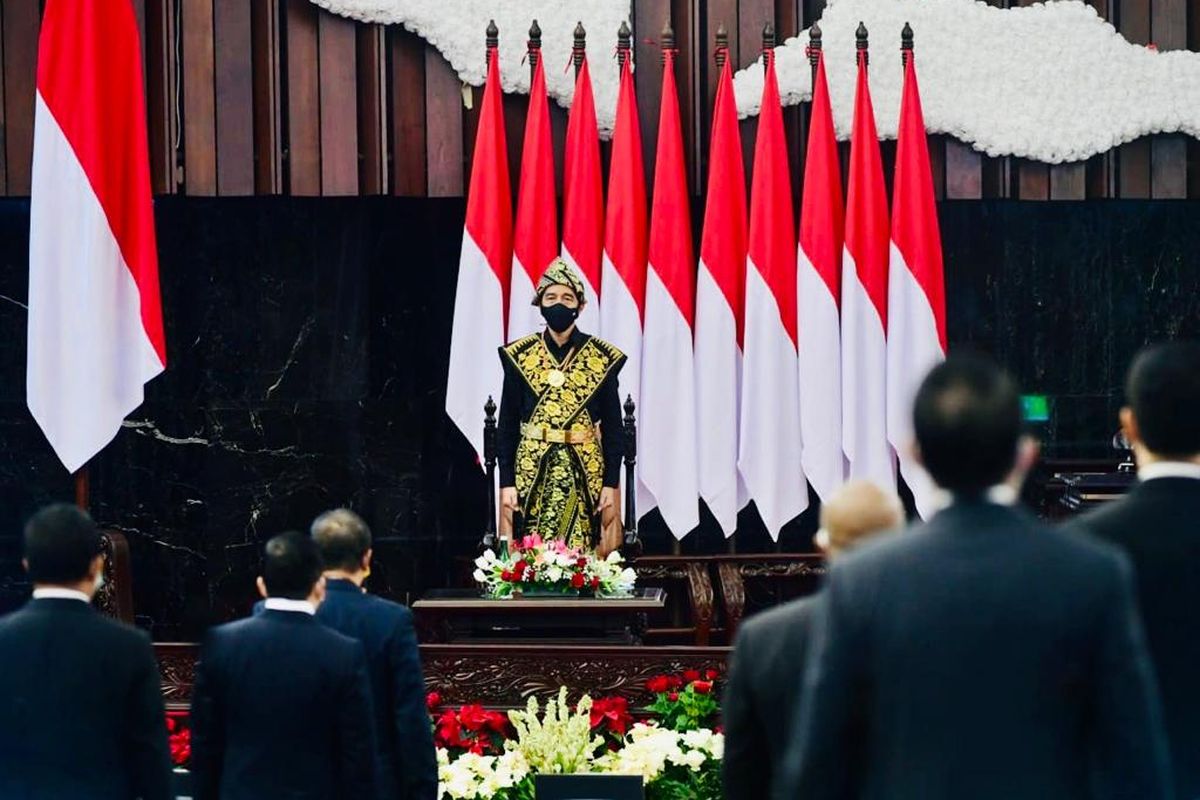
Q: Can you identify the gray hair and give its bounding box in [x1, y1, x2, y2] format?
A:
[310, 508, 372, 572]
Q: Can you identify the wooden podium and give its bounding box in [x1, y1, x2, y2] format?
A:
[414, 588, 666, 645]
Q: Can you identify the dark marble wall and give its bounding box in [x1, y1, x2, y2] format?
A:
[0, 198, 1196, 638]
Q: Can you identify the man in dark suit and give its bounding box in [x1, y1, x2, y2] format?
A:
[722, 481, 903, 800]
[190, 531, 378, 800]
[776, 355, 1171, 800]
[1069, 341, 1200, 800]
[0, 504, 171, 800]
[310, 509, 437, 800]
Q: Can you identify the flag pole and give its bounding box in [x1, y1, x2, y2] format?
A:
[808, 22, 822, 85]
[528, 19, 540, 76]
[73, 466, 90, 510]
[660, 16, 684, 557]
[573, 21, 586, 78]
[901, 21, 913, 64]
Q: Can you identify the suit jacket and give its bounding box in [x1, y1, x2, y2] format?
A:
[777, 500, 1172, 800]
[1069, 476, 1200, 800]
[722, 594, 823, 800]
[316, 579, 438, 800]
[190, 609, 378, 800]
[0, 597, 171, 800]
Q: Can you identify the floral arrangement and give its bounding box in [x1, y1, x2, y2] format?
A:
[645, 670, 720, 732]
[473, 535, 636, 600]
[165, 710, 192, 768]
[430, 693, 511, 757]
[434, 685, 723, 800]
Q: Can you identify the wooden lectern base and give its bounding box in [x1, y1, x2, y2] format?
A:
[413, 588, 666, 644]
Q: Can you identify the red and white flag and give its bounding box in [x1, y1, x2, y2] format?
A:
[739, 50, 807, 540]
[508, 56, 557, 340]
[446, 47, 512, 462]
[797, 52, 846, 504]
[599, 57, 646, 419]
[561, 58, 604, 332]
[842, 51, 894, 491]
[887, 53, 946, 517]
[639, 50, 699, 539]
[28, 0, 165, 473]
[695, 56, 748, 537]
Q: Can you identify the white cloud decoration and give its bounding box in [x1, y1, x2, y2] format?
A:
[309, 0, 630, 136]
[731, 0, 1200, 163]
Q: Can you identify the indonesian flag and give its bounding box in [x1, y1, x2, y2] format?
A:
[598, 58, 647, 420]
[561, 58, 604, 333]
[28, 0, 165, 473]
[738, 50, 807, 541]
[841, 51, 894, 491]
[508, 57, 557, 340]
[639, 50, 699, 540]
[446, 47, 512, 462]
[695, 56, 748, 537]
[887, 53, 946, 517]
[797, 52, 846, 504]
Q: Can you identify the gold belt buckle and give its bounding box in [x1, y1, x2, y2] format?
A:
[522, 423, 592, 445]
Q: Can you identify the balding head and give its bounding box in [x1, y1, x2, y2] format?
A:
[816, 481, 904, 557]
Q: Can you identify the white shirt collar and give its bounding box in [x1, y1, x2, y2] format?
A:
[1138, 462, 1200, 482]
[930, 484, 1018, 513]
[262, 597, 316, 615]
[32, 588, 91, 603]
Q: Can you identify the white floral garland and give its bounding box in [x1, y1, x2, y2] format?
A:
[309, 0, 629, 135]
[312, 0, 1200, 161]
[731, 0, 1200, 163]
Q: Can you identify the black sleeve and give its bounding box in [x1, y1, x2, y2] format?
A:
[722, 626, 771, 800]
[1089, 553, 1172, 799]
[337, 644, 380, 800]
[389, 611, 439, 800]
[597, 365, 625, 488]
[124, 635, 172, 800]
[189, 635, 224, 800]
[497, 351, 521, 488]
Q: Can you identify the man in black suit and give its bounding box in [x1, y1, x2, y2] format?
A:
[776, 355, 1171, 800]
[1069, 341, 1200, 800]
[0, 504, 171, 800]
[722, 481, 903, 800]
[310, 509, 437, 800]
[190, 531, 378, 800]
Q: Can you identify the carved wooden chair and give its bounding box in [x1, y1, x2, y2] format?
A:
[713, 554, 826, 640]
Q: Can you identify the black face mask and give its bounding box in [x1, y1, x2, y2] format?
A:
[541, 302, 579, 333]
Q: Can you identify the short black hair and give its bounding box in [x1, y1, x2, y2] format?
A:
[262, 531, 323, 600]
[913, 354, 1022, 494]
[24, 504, 104, 584]
[310, 509, 372, 572]
[1126, 341, 1200, 458]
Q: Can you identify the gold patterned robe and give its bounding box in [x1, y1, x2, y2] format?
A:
[497, 331, 625, 550]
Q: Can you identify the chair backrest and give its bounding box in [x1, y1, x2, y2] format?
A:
[535, 775, 643, 800]
[95, 531, 135, 623]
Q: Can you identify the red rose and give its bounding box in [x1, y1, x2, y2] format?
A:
[426, 691, 441, 710]
[668, 676, 684, 690]
[571, 572, 586, 589]
[577, 557, 588, 568]
[646, 675, 672, 694]
[513, 560, 528, 576]
[591, 576, 600, 588]
[589, 696, 633, 735]
[682, 669, 701, 683]
[705, 669, 719, 681]
[692, 680, 713, 695]
[668, 691, 679, 702]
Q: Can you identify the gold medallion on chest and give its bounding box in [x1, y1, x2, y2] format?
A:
[545, 369, 567, 388]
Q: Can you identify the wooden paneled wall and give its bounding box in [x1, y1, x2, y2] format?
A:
[1, 0, 1198, 199]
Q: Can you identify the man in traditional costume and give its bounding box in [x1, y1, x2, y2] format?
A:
[497, 258, 625, 552]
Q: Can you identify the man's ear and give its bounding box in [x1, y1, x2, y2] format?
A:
[1120, 406, 1139, 447]
[362, 549, 373, 572]
[256, 576, 268, 599]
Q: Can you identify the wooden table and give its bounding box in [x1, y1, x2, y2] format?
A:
[413, 588, 666, 644]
